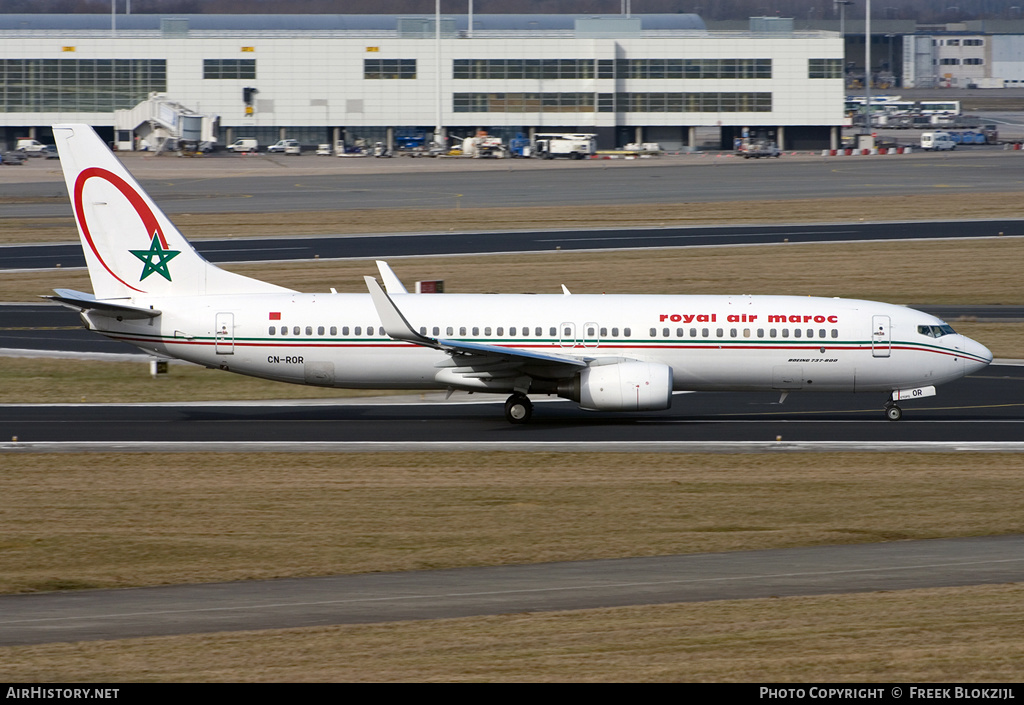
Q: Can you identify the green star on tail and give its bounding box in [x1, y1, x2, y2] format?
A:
[130, 232, 180, 282]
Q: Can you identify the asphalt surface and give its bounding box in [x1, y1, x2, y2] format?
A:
[4, 148, 1024, 220]
[0, 364, 1018, 444]
[2, 535, 1022, 646]
[4, 219, 1023, 271]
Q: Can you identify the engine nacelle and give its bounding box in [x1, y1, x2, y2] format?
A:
[560, 361, 674, 411]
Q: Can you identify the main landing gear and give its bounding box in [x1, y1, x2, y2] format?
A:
[884, 401, 903, 421]
[504, 393, 533, 424]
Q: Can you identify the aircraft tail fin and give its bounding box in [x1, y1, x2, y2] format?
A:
[52, 124, 293, 299]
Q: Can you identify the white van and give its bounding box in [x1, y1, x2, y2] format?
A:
[16, 139, 50, 155]
[267, 139, 301, 155]
[228, 138, 259, 153]
[920, 132, 955, 151]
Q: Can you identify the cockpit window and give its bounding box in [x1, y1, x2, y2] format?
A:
[918, 324, 957, 338]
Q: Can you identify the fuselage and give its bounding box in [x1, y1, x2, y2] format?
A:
[82, 291, 992, 395]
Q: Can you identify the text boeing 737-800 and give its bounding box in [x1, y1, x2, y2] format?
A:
[46, 124, 992, 423]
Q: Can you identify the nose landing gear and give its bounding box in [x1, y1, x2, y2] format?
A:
[884, 401, 903, 421]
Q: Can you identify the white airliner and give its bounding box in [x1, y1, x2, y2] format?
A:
[47, 124, 992, 423]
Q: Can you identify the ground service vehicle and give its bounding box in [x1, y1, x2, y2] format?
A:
[920, 132, 956, 151]
[267, 139, 301, 155]
[47, 124, 993, 425]
[737, 141, 781, 159]
[227, 139, 259, 153]
[16, 139, 51, 155]
[532, 133, 597, 160]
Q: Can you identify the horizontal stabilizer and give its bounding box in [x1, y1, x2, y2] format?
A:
[44, 289, 161, 319]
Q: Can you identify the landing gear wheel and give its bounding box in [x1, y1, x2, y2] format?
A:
[504, 394, 533, 424]
[885, 404, 903, 421]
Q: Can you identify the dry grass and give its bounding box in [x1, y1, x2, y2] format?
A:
[4, 192, 1024, 245]
[0, 357, 411, 404]
[3, 583, 1023, 682]
[7, 237, 1024, 304]
[1, 452, 1022, 595]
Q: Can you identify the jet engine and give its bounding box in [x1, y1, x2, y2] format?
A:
[559, 361, 673, 411]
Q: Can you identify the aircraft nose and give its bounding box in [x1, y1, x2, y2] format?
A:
[961, 335, 993, 373]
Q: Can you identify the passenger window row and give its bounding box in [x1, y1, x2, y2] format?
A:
[649, 327, 841, 339]
[264, 326, 843, 340]
[267, 326, 383, 336]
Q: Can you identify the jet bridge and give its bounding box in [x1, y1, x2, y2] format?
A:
[113, 93, 218, 153]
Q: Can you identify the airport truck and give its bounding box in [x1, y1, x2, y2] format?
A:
[532, 133, 597, 160]
[736, 140, 781, 159]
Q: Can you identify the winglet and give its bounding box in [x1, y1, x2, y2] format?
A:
[561, 284, 572, 295]
[376, 261, 409, 294]
[364, 276, 437, 347]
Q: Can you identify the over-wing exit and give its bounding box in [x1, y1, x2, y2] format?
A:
[47, 124, 992, 424]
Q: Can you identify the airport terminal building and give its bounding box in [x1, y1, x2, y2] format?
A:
[0, 13, 848, 152]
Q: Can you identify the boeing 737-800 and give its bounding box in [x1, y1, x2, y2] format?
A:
[46, 124, 992, 423]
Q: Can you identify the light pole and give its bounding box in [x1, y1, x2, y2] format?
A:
[835, 0, 853, 38]
[864, 0, 872, 138]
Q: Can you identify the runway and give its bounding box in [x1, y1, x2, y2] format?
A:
[2, 535, 1022, 646]
[1, 365, 1020, 446]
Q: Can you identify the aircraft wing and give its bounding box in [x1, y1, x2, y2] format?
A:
[364, 276, 587, 371]
[44, 289, 162, 319]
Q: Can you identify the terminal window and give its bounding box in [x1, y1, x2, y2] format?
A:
[364, 59, 416, 79]
[203, 59, 256, 79]
[0, 58, 166, 112]
[808, 58, 842, 79]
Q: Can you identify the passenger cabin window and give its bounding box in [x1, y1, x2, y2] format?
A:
[269, 326, 276, 335]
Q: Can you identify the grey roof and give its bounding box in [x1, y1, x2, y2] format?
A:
[0, 13, 706, 32]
